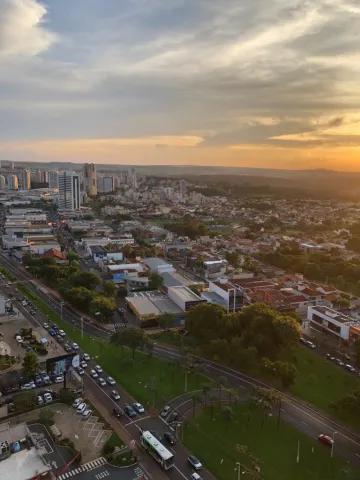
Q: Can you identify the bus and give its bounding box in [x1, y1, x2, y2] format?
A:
[140, 430, 175, 470]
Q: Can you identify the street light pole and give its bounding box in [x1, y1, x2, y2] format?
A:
[236, 462, 241, 480]
[81, 316, 83, 340]
[184, 368, 188, 393]
[60, 301, 64, 322]
[331, 431, 338, 458]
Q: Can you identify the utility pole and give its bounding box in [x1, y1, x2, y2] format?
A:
[331, 431, 338, 458]
[81, 316, 84, 340]
[235, 462, 241, 480]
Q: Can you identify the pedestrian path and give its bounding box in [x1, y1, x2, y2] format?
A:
[57, 457, 107, 479]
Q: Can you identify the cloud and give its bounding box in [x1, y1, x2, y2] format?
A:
[0, 0, 57, 59]
[0, 0, 360, 168]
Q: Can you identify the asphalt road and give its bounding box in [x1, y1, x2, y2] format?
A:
[2, 252, 360, 473]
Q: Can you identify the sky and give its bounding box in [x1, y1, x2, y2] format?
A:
[0, 0, 360, 170]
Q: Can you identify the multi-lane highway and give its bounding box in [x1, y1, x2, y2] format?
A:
[1, 251, 360, 475]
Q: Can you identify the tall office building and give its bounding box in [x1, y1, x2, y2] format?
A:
[57, 171, 81, 210]
[103, 176, 114, 193]
[0, 175, 6, 189]
[83, 163, 97, 196]
[7, 174, 18, 190]
[49, 171, 59, 189]
[179, 179, 186, 200]
[129, 168, 137, 189]
[21, 169, 31, 190]
[35, 169, 43, 183]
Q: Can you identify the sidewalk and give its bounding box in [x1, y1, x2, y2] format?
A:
[85, 389, 168, 480]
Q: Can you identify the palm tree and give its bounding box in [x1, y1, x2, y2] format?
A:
[190, 392, 201, 418]
[217, 376, 228, 405]
[226, 388, 238, 406]
[202, 383, 211, 407]
[221, 405, 234, 421]
[209, 393, 217, 420]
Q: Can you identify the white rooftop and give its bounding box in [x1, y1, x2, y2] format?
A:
[0, 448, 50, 480]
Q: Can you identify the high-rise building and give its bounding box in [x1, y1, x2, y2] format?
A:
[21, 169, 31, 190]
[103, 177, 114, 193]
[57, 171, 81, 210]
[49, 171, 59, 189]
[0, 175, 6, 189]
[130, 168, 137, 189]
[35, 169, 43, 183]
[7, 174, 18, 190]
[1, 160, 14, 170]
[83, 163, 97, 196]
[179, 179, 186, 200]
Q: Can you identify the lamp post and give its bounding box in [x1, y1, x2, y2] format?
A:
[235, 462, 241, 480]
[331, 431, 338, 458]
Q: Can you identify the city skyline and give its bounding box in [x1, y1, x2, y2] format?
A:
[1, 0, 360, 170]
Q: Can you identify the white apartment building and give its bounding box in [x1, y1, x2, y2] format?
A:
[57, 171, 81, 210]
[48, 170, 59, 189]
[7, 175, 18, 190]
[307, 306, 360, 342]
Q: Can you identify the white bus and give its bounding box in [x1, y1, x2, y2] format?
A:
[140, 430, 175, 470]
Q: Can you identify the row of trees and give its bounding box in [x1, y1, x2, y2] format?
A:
[186, 303, 300, 387]
[23, 254, 116, 322]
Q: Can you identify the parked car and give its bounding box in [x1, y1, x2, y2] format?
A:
[107, 376, 115, 386]
[77, 403, 87, 414]
[113, 407, 123, 418]
[163, 432, 176, 445]
[48, 329, 56, 337]
[72, 343, 79, 350]
[76, 367, 85, 376]
[188, 455, 202, 470]
[43, 392, 52, 403]
[133, 402, 145, 414]
[190, 474, 202, 480]
[64, 343, 72, 352]
[161, 405, 171, 418]
[21, 382, 36, 390]
[82, 409, 92, 420]
[82, 353, 90, 361]
[98, 378, 106, 387]
[37, 395, 44, 405]
[58, 330, 66, 337]
[318, 434, 333, 446]
[72, 398, 83, 408]
[43, 323, 49, 329]
[54, 375, 64, 384]
[335, 358, 344, 366]
[306, 340, 316, 349]
[124, 405, 136, 417]
[110, 390, 120, 401]
[345, 364, 356, 372]
[90, 369, 98, 379]
[39, 371, 50, 383]
[15, 335, 23, 343]
[30, 310, 37, 315]
[167, 411, 178, 423]
[94, 365, 102, 373]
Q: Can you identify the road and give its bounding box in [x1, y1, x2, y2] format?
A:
[1, 252, 360, 472]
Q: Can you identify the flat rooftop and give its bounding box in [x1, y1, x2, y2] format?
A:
[126, 296, 161, 316]
[168, 286, 201, 302]
[0, 447, 50, 480]
[310, 306, 351, 324]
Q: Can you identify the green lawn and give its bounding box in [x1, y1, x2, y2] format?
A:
[17, 284, 208, 409]
[183, 405, 360, 480]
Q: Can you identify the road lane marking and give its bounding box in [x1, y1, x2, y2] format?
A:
[174, 465, 188, 479]
[302, 421, 308, 427]
[125, 415, 150, 426]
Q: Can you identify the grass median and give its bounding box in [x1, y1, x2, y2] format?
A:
[183, 404, 360, 480]
[15, 283, 209, 409]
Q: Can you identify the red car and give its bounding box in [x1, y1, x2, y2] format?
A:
[318, 434, 333, 446]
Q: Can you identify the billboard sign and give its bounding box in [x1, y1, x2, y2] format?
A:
[46, 353, 80, 377]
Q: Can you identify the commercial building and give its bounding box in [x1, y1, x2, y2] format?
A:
[20, 170, 31, 190]
[57, 171, 81, 210]
[103, 177, 114, 193]
[207, 279, 243, 311]
[7, 175, 18, 190]
[167, 286, 205, 311]
[83, 163, 97, 196]
[48, 170, 59, 189]
[125, 291, 185, 326]
[203, 259, 228, 280]
[307, 306, 360, 343]
[143, 257, 175, 275]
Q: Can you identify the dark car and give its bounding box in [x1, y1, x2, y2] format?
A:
[163, 432, 177, 445]
[113, 407, 124, 418]
[124, 405, 136, 417]
[64, 343, 72, 352]
[149, 430, 162, 442]
[167, 411, 178, 423]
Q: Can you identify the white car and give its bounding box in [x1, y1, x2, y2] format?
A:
[90, 369, 98, 378]
[54, 375, 64, 383]
[133, 402, 145, 414]
[345, 364, 356, 372]
[77, 367, 85, 376]
[59, 330, 66, 337]
[98, 378, 107, 387]
[161, 405, 171, 418]
[43, 392, 52, 403]
[107, 376, 115, 386]
[95, 365, 103, 373]
[72, 398, 83, 408]
[22, 382, 35, 390]
[190, 474, 202, 480]
[15, 335, 23, 343]
[83, 353, 90, 361]
[77, 403, 87, 414]
[72, 343, 79, 350]
[82, 409, 92, 420]
[37, 395, 44, 405]
[43, 323, 49, 329]
[80, 360, 87, 368]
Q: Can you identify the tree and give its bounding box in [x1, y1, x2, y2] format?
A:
[62, 286, 96, 311]
[225, 251, 239, 267]
[226, 388, 238, 406]
[202, 383, 211, 407]
[13, 391, 36, 411]
[186, 303, 227, 346]
[354, 338, 360, 368]
[273, 361, 297, 388]
[217, 376, 228, 405]
[332, 388, 360, 415]
[67, 252, 79, 263]
[157, 313, 175, 331]
[122, 244, 135, 259]
[209, 393, 217, 420]
[22, 352, 39, 377]
[90, 295, 116, 322]
[221, 405, 234, 421]
[103, 280, 116, 297]
[71, 271, 100, 290]
[111, 327, 147, 359]
[149, 272, 164, 290]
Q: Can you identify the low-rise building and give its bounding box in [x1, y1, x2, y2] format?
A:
[307, 306, 360, 343]
[167, 286, 205, 311]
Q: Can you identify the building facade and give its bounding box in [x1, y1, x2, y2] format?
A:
[57, 171, 81, 210]
[83, 163, 97, 196]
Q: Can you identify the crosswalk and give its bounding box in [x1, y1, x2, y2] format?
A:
[113, 322, 127, 329]
[57, 457, 107, 479]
